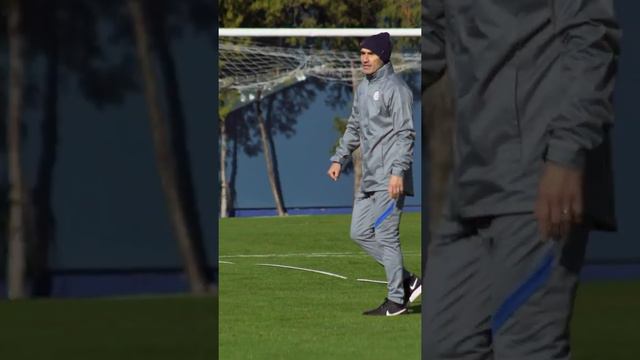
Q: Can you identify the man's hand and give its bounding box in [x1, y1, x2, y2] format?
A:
[327, 162, 342, 181]
[388, 175, 404, 199]
[535, 162, 584, 241]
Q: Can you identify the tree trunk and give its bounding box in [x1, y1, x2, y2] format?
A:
[255, 90, 287, 216]
[128, 0, 209, 294]
[264, 94, 287, 214]
[229, 128, 239, 217]
[6, 0, 27, 300]
[31, 0, 59, 297]
[150, 8, 210, 277]
[219, 119, 230, 218]
[423, 73, 455, 239]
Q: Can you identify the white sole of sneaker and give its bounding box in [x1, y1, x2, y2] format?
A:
[409, 285, 422, 303]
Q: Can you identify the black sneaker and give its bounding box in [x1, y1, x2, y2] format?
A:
[403, 274, 422, 305]
[362, 298, 408, 316]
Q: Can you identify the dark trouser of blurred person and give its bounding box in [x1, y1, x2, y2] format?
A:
[423, 213, 588, 360]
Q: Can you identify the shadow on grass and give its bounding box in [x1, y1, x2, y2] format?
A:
[408, 304, 421, 314]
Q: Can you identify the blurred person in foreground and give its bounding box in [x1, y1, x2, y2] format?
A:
[328, 32, 421, 316]
[422, 0, 620, 358]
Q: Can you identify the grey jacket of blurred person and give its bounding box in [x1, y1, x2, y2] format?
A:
[423, 0, 620, 230]
[332, 62, 416, 196]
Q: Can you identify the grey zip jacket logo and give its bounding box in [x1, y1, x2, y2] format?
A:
[331, 63, 416, 196]
[423, 0, 620, 229]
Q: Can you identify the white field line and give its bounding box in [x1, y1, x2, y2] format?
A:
[220, 251, 420, 259]
[224, 214, 312, 219]
[229, 261, 392, 285]
[356, 278, 388, 284]
[220, 252, 358, 258]
[255, 263, 348, 279]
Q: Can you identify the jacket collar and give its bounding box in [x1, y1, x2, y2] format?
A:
[366, 62, 394, 83]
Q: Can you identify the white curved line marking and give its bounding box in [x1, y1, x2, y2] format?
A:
[356, 278, 387, 284]
[220, 251, 419, 258]
[221, 252, 358, 258]
[219, 261, 235, 264]
[255, 263, 347, 279]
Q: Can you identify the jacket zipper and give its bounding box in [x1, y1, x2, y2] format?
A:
[549, 0, 556, 33]
[514, 14, 523, 160]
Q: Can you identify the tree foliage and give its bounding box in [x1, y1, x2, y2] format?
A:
[218, 0, 419, 50]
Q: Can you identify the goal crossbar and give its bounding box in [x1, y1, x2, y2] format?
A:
[219, 28, 421, 37]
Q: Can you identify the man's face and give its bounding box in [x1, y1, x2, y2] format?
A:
[360, 48, 384, 75]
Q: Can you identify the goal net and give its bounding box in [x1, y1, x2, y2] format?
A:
[219, 28, 421, 102]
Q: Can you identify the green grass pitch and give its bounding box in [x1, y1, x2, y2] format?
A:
[220, 212, 421, 359]
[0, 295, 216, 359]
[0, 213, 636, 359]
[220, 213, 640, 360]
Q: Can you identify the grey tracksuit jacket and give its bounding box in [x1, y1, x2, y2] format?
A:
[331, 63, 416, 196]
[423, 0, 620, 230]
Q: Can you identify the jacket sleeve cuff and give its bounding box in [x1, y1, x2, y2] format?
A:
[390, 167, 405, 177]
[545, 139, 586, 169]
[330, 155, 347, 166]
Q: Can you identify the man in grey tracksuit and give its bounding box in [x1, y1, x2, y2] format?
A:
[328, 32, 421, 316]
[422, 0, 620, 358]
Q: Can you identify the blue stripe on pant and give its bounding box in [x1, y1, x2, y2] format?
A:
[492, 249, 555, 333]
[374, 201, 396, 229]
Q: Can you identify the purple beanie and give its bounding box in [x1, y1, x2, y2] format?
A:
[360, 32, 392, 63]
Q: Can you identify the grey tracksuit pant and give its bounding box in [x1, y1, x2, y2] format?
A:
[351, 190, 411, 305]
[423, 213, 588, 360]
